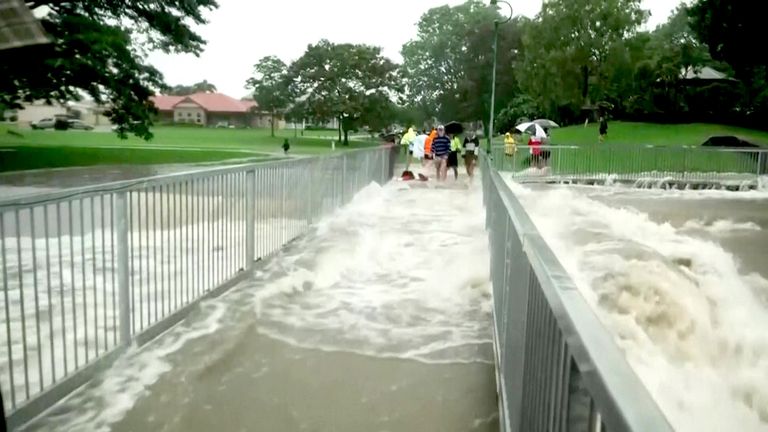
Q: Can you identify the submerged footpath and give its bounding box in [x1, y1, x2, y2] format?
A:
[24, 176, 499, 432]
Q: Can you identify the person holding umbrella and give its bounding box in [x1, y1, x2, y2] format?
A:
[516, 122, 548, 169]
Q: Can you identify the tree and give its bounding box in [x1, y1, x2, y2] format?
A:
[0, 0, 217, 140]
[689, 0, 768, 121]
[287, 40, 400, 145]
[246, 56, 290, 137]
[168, 80, 218, 96]
[517, 0, 647, 121]
[401, 0, 522, 128]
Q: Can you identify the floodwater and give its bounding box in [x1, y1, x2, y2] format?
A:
[0, 164, 239, 199]
[22, 178, 498, 432]
[506, 179, 768, 432]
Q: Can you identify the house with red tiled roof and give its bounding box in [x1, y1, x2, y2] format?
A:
[151, 92, 282, 128]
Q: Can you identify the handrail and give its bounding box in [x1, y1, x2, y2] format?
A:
[482, 154, 674, 431]
[0, 145, 396, 428]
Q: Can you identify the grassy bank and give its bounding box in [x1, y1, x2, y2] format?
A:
[549, 122, 768, 147]
[0, 126, 379, 172]
[493, 122, 768, 174]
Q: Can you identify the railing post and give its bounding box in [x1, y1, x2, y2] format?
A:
[341, 155, 347, 204]
[114, 192, 131, 345]
[245, 168, 256, 266]
[757, 152, 764, 178]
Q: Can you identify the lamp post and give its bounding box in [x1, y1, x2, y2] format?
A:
[487, 0, 513, 153]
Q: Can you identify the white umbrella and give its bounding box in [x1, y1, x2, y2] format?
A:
[533, 119, 560, 128]
[516, 122, 547, 138]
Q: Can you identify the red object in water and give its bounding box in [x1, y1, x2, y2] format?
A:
[401, 170, 415, 181]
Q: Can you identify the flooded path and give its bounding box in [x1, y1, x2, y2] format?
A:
[23, 177, 498, 432]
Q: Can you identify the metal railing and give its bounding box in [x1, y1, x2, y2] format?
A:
[481, 155, 674, 432]
[490, 144, 768, 186]
[0, 146, 395, 428]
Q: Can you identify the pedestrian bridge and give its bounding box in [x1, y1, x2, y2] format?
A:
[1, 147, 673, 431]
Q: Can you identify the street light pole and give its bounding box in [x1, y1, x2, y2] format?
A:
[487, 0, 513, 154]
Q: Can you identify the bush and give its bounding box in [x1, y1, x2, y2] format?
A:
[305, 125, 336, 131]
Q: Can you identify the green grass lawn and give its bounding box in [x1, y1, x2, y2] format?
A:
[492, 122, 768, 175]
[549, 122, 768, 147]
[0, 125, 379, 172]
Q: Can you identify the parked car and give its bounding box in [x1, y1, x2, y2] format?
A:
[30, 117, 56, 129]
[30, 117, 94, 131]
[68, 119, 94, 130]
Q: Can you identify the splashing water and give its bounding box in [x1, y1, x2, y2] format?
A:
[505, 180, 768, 432]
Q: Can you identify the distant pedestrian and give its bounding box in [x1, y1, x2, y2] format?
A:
[431, 125, 452, 181]
[599, 113, 608, 143]
[282, 138, 290, 155]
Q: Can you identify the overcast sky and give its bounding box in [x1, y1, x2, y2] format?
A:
[147, 0, 681, 97]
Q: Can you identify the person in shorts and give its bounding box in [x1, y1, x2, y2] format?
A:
[463, 132, 480, 178]
[448, 133, 462, 180]
[431, 125, 452, 181]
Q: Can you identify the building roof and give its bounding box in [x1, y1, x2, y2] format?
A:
[0, 0, 49, 51]
[681, 66, 734, 81]
[151, 93, 259, 113]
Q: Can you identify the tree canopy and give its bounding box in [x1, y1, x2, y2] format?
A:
[0, 0, 218, 139]
[286, 40, 400, 144]
[168, 80, 218, 96]
[401, 0, 522, 128]
[246, 56, 290, 137]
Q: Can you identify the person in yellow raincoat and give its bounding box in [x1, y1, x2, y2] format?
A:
[399, 126, 417, 167]
[504, 132, 517, 157]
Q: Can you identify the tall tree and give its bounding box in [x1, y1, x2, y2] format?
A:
[246, 56, 290, 137]
[287, 40, 399, 145]
[689, 0, 767, 119]
[517, 0, 647, 121]
[0, 0, 218, 139]
[169, 80, 218, 96]
[401, 0, 522, 128]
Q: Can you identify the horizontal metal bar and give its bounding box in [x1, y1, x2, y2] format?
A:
[482, 154, 674, 432]
[0, 145, 395, 209]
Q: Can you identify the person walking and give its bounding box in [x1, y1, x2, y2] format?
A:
[463, 132, 480, 178]
[282, 138, 290, 155]
[599, 112, 608, 143]
[408, 131, 428, 171]
[431, 125, 452, 181]
[400, 126, 416, 160]
[448, 133, 462, 180]
[423, 127, 437, 167]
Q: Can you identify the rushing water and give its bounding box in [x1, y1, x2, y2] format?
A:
[505, 179, 768, 432]
[22, 179, 498, 432]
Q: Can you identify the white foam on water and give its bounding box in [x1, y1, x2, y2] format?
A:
[681, 219, 762, 235]
[505, 181, 768, 432]
[250, 180, 494, 365]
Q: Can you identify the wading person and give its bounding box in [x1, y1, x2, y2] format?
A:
[464, 132, 480, 178]
[423, 127, 437, 168]
[431, 125, 452, 181]
[448, 133, 462, 180]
